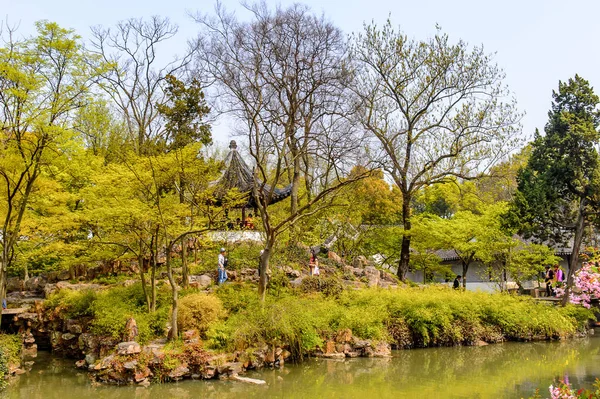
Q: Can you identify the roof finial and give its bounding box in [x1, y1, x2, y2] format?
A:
[229, 140, 237, 150]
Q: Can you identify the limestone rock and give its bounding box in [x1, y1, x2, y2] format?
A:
[217, 362, 243, 376]
[352, 255, 369, 269]
[123, 360, 138, 370]
[335, 328, 353, 343]
[189, 274, 213, 289]
[168, 365, 190, 380]
[66, 319, 83, 334]
[85, 353, 97, 365]
[290, 276, 305, 288]
[6, 277, 24, 293]
[24, 276, 48, 292]
[123, 318, 139, 342]
[364, 266, 381, 288]
[116, 341, 142, 355]
[328, 251, 343, 264]
[281, 266, 301, 278]
[94, 355, 115, 370]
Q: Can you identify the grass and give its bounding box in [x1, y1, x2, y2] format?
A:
[44, 278, 595, 361]
[206, 285, 595, 357]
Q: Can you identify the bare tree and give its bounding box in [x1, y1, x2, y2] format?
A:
[89, 16, 196, 155]
[350, 22, 522, 281]
[195, 2, 370, 300]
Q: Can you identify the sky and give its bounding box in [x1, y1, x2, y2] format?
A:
[3, 0, 600, 148]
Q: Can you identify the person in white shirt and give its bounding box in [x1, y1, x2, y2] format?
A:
[218, 248, 228, 284]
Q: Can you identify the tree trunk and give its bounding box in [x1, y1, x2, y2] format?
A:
[562, 198, 587, 306]
[150, 232, 158, 312]
[1, 242, 9, 327]
[165, 250, 178, 340]
[138, 244, 151, 313]
[182, 238, 189, 289]
[397, 196, 412, 281]
[462, 260, 469, 289]
[258, 238, 274, 302]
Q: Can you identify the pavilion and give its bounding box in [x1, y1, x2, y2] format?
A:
[213, 140, 292, 223]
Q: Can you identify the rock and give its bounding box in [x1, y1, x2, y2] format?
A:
[43, 284, 58, 298]
[134, 367, 152, 382]
[62, 333, 77, 341]
[183, 329, 199, 342]
[323, 352, 346, 359]
[335, 328, 353, 343]
[75, 359, 87, 369]
[201, 366, 216, 379]
[123, 360, 138, 370]
[373, 342, 392, 357]
[189, 274, 213, 289]
[168, 365, 190, 380]
[142, 344, 165, 364]
[290, 277, 305, 288]
[117, 341, 142, 355]
[364, 266, 381, 287]
[24, 276, 48, 292]
[94, 355, 115, 370]
[352, 255, 369, 269]
[217, 362, 243, 376]
[231, 375, 266, 385]
[353, 339, 370, 349]
[6, 277, 24, 293]
[123, 318, 139, 342]
[281, 266, 301, 278]
[79, 333, 99, 352]
[328, 251, 343, 264]
[85, 353, 97, 365]
[22, 345, 38, 358]
[66, 319, 83, 334]
[138, 378, 151, 387]
[325, 340, 336, 355]
[475, 340, 489, 346]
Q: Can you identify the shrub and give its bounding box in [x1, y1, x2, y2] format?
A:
[300, 276, 344, 298]
[177, 293, 226, 336]
[44, 289, 97, 318]
[0, 334, 21, 390]
[214, 283, 259, 314]
[90, 284, 170, 343]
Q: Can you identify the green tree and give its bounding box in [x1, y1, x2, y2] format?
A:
[350, 21, 522, 281]
[508, 75, 600, 305]
[0, 21, 101, 315]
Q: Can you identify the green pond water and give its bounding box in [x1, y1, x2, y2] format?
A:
[3, 335, 600, 399]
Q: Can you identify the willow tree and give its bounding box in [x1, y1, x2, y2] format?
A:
[350, 22, 521, 281]
[509, 75, 600, 305]
[196, 3, 370, 300]
[0, 21, 101, 316]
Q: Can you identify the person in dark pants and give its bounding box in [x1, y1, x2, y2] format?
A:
[544, 265, 555, 297]
[453, 275, 462, 289]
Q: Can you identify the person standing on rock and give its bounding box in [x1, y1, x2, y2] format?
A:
[218, 248, 228, 285]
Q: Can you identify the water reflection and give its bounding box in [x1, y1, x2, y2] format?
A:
[3, 336, 600, 399]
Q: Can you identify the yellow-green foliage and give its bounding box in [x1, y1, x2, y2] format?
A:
[45, 283, 170, 344]
[177, 293, 225, 336]
[208, 286, 594, 358]
[0, 334, 21, 389]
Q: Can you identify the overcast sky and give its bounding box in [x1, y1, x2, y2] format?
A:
[3, 0, 600, 148]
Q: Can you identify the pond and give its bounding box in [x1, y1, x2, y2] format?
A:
[4, 335, 600, 399]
